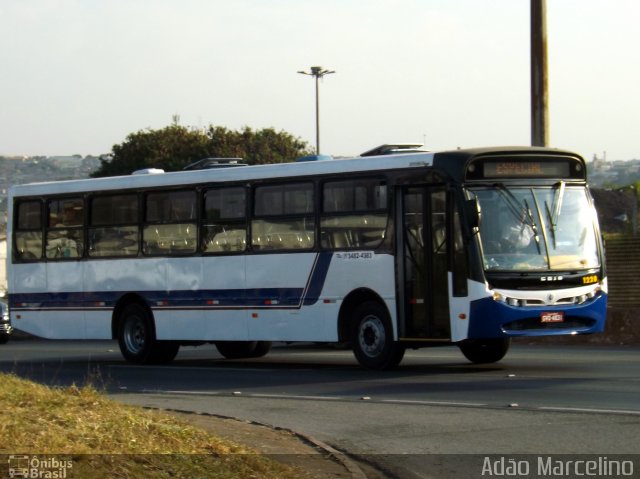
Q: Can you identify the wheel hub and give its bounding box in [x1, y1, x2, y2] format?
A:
[124, 317, 146, 354]
[359, 316, 385, 357]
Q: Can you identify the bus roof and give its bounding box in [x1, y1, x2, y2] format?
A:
[8, 146, 584, 197]
[9, 151, 435, 197]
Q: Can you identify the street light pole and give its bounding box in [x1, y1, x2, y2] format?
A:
[298, 66, 335, 155]
[531, 0, 549, 147]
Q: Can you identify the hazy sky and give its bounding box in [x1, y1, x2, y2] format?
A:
[1, 0, 638, 160]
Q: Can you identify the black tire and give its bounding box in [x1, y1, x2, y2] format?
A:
[149, 340, 180, 364]
[250, 341, 272, 358]
[458, 338, 511, 364]
[351, 301, 405, 370]
[216, 341, 259, 359]
[117, 303, 179, 364]
[0, 333, 9, 345]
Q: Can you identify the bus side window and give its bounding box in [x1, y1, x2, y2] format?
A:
[143, 190, 197, 255]
[320, 179, 388, 250]
[45, 198, 85, 259]
[89, 194, 139, 257]
[14, 200, 43, 261]
[202, 187, 247, 253]
[251, 183, 315, 251]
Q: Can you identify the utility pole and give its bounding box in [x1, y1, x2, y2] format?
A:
[531, 0, 549, 147]
[298, 66, 335, 155]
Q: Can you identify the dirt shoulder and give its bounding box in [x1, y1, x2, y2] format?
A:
[170, 410, 385, 479]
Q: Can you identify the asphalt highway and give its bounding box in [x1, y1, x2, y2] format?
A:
[2, 340, 639, 478]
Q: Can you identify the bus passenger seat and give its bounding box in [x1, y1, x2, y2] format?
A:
[332, 232, 350, 248]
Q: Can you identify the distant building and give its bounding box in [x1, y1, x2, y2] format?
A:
[588, 153, 640, 187]
[49, 155, 84, 169]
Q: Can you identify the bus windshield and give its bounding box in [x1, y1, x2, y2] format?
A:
[468, 185, 600, 272]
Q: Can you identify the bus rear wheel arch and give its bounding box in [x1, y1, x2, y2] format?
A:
[116, 302, 179, 364]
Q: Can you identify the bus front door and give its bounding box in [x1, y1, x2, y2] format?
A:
[398, 187, 451, 340]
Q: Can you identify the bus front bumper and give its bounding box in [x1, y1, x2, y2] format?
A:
[0, 322, 12, 337]
[466, 293, 607, 339]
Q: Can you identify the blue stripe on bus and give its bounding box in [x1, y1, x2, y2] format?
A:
[303, 251, 333, 306]
[9, 252, 334, 311]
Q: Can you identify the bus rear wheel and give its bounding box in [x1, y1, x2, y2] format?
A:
[351, 301, 405, 370]
[458, 338, 510, 364]
[215, 341, 272, 359]
[117, 303, 179, 364]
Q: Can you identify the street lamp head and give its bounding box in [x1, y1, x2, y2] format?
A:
[298, 66, 336, 78]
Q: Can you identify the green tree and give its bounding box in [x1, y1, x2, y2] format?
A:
[92, 125, 312, 177]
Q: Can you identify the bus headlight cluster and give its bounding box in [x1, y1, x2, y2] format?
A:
[576, 290, 598, 304]
[493, 288, 600, 307]
[492, 292, 523, 306]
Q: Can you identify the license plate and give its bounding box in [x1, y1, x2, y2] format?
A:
[541, 311, 564, 323]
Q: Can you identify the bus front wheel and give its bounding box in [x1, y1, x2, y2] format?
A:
[458, 338, 510, 364]
[117, 303, 179, 364]
[351, 301, 405, 370]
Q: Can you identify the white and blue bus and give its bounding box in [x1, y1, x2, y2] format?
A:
[7, 146, 607, 369]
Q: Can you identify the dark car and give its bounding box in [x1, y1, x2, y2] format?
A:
[0, 299, 12, 344]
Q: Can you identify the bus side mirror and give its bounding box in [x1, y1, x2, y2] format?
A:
[465, 199, 481, 229]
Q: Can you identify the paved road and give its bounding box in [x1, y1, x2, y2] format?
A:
[2, 340, 640, 478]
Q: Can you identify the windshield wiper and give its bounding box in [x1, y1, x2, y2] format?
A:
[544, 181, 565, 249]
[551, 181, 566, 227]
[544, 201, 556, 248]
[494, 184, 541, 254]
[495, 184, 528, 225]
[523, 198, 541, 254]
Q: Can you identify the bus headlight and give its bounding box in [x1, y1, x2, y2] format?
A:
[491, 292, 521, 307]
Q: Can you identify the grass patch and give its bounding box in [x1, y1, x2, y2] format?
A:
[0, 372, 308, 478]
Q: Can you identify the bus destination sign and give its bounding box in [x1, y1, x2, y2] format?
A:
[483, 160, 570, 178]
